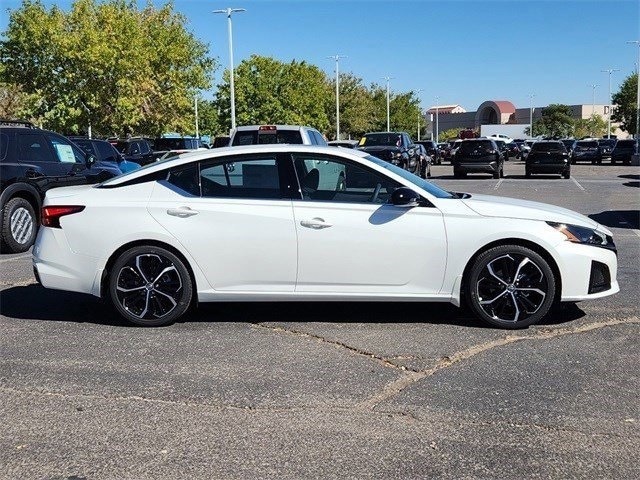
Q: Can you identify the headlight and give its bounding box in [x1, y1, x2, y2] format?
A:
[408, 148, 415, 156]
[547, 222, 616, 251]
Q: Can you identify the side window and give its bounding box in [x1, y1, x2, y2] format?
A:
[48, 135, 85, 163]
[292, 153, 400, 204]
[167, 163, 200, 196]
[199, 155, 282, 199]
[18, 133, 58, 163]
[130, 142, 140, 155]
[307, 130, 317, 145]
[96, 141, 118, 162]
[140, 141, 150, 154]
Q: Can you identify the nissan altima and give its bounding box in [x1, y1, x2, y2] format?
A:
[32, 145, 619, 328]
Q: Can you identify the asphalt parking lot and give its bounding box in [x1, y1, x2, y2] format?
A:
[1, 160, 638, 479]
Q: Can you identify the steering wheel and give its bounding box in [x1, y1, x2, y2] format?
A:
[369, 183, 382, 203]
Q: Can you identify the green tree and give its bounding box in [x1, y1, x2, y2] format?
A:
[197, 98, 221, 136]
[326, 73, 375, 140]
[369, 85, 422, 137]
[528, 104, 575, 138]
[611, 72, 638, 136]
[216, 55, 331, 134]
[574, 113, 607, 138]
[438, 128, 463, 141]
[0, 0, 216, 135]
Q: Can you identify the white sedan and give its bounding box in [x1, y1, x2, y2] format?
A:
[33, 145, 619, 328]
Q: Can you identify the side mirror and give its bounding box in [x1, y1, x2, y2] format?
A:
[391, 187, 421, 208]
[85, 153, 96, 168]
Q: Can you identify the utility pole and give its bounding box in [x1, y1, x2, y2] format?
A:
[435, 96, 439, 143]
[328, 54, 347, 140]
[194, 95, 199, 139]
[383, 76, 393, 132]
[528, 94, 535, 138]
[627, 40, 640, 139]
[214, 7, 246, 132]
[416, 88, 424, 140]
[601, 68, 620, 138]
[588, 84, 599, 116]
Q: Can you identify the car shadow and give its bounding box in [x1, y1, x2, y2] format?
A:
[619, 174, 639, 180]
[589, 210, 640, 230]
[506, 174, 563, 180]
[623, 181, 639, 188]
[0, 284, 583, 329]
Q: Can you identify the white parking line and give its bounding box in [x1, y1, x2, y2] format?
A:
[571, 177, 586, 191]
[493, 179, 503, 190]
[0, 253, 31, 264]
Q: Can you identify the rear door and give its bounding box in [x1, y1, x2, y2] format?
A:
[147, 153, 298, 292]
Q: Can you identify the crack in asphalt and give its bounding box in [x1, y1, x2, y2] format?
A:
[252, 318, 640, 411]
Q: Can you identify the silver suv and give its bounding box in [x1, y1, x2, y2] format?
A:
[230, 125, 327, 146]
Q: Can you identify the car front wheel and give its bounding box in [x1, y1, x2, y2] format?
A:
[109, 246, 193, 327]
[465, 245, 556, 329]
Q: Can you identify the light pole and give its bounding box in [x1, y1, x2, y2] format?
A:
[214, 7, 246, 132]
[601, 68, 620, 138]
[328, 54, 346, 140]
[588, 84, 599, 116]
[415, 88, 423, 140]
[528, 93, 535, 138]
[627, 40, 640, 139]
[383, 76, 393, 131]
[434, 96, 440, 143]
[194, 95, 199, 139]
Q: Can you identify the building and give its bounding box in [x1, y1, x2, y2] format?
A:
[425, 99, 628, 139]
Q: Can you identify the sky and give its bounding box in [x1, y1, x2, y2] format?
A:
[1, 0, 639, 111]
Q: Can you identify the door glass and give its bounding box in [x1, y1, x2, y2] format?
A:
[18, 133, 58, 163]
[199, 156, 282, 199]
[292, 154, 400, 204]
[49, 137, 85, 163]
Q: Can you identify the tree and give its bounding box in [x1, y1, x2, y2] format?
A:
[0, 0, 216, 135]
[528, 104, 575, 138]
[369, 85, 422, 136]
[574, 113, 607, 139]
[611, 72, 638, 136]
[216, 55, 331, 134]
[438, 128, 463, 141]
[325, 73, 375, 140]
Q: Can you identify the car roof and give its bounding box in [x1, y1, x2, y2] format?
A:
[100, 144, 370, 186]
[233, 125, 312, 131]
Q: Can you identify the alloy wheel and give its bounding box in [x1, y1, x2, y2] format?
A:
[10, 207, 34, 245]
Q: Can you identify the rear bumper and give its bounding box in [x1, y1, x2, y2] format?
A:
[528, 163, 569, 174]
[454, 161, 498, 174]
[32, 227, 102, 296]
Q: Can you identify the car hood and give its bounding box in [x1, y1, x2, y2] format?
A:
[461, 193, 609, 233]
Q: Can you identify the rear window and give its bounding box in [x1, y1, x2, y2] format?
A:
[531, 142, 565, 152]
[359, 133, 402, 147]
[615, 140, 636, 148]
[156, 138, 190, 150]
[575, 141, 599, 148]
[458, 140, 493, 154]
[232, 130, 303, 146]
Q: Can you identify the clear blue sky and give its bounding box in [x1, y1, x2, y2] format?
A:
[2, 0, 639, 111]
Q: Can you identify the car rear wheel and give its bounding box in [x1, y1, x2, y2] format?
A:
[1, 197, 37, 253]
[562, 170, 571, 179]
[109, 246, 193, 327]
[465, 245, 556, 329]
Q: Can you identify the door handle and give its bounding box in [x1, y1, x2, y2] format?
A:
[167, 206, 199, 218]
[300, 217, 332, 229]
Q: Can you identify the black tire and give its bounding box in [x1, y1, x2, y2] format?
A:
[109, 246, 193, 327]
[525, 168, 532, 178]
[562, 170, 571, 179]
[453, 169, 466, 178]
[465, 244, 556, 329]
[1, 197, 37, 253]
[492, 169, 500, 179]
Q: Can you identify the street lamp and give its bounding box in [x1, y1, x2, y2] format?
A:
[415, 88, 424, 140]
[383, 76, 393, 131]
[435, 96, 439, 143]
[588, 84, 599, 116]
[528, 93, 535, 138]
[601, 68, 620, 138]
[214, 7, 246, 132]
[194, 95, 199, 139]
[328, 54, 347, 140]
[627, 40, 640, 139]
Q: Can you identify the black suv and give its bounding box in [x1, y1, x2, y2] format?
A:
[112, 137, 156, 166]
[525, 140, 571, 178]
[0, 120, 116, 253]
[357, 132, 423, 176]
[610, 139, 637, 164]
[571, 140, 602, 164]
[452, 139, 504, 178]
[415, 140, 441, 164]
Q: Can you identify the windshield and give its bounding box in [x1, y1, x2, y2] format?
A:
[531, 142, 565, 152]
[359, 133, 401, 147]
[575, 141, 598, 149]
[598, 139, 616, 147]
[365, 155, 453, 199]
[458, 140, 493, 154]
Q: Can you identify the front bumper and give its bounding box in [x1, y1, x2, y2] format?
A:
[556, 241, 619, 302]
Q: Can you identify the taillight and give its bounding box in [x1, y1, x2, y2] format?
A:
[41, 206, 85, 228]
